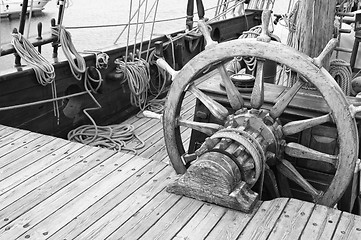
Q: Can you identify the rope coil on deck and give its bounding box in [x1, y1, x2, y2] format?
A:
[67, 67, 145, 153]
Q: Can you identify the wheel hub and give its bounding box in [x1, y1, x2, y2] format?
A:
[167, 108, 285, 212]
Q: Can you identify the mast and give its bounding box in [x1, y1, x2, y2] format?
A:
[288, 0, 337, 70]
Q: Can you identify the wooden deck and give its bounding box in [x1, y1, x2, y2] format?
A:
[1, 93, 361, 239]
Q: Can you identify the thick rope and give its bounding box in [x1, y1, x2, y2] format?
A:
[52, 25, 86, 80]
[115, 58, 151, 110]
[329, 59, 352, 96]
[67, 67, 145, 153]
[11, 32, 60, 122]
[11, 33, 56, 85]
[226, 25, 262, 74]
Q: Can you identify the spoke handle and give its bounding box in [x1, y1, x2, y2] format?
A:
[349, 104, 361, 118]
[282, 114, 332, 136]
[257, 10, 272, 42]
[218, 65, 244, 110]
[198, 19, 218, 49]
[156, 58, 178, 80]
[143, 110, 163, 121]
[312, 38, 338, 68]
[251, 59, 265, 109]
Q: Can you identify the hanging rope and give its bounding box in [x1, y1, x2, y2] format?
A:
[11, 33, 56, 85]
[329, 59, 352, 96]
[285, 0, 300, 48]
[226, 25, 262, 74]
[67, 67, 145, 153]
[11, 32, 60, 122]
[52, 25, 86, 80]
[115, 57, 151, 110]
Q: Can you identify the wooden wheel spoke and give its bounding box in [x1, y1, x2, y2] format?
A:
[270, 77, 305, 119]
[251, 58, 265, 109]
[277, 159, 323, 201]
[282, 114, 332, 136]
[285, 142, 338, 167]
[198, 19, 218, 49]
[188, 84, 229, 120]
[217, 63, 244, 110]
[177, 118, 223, 136]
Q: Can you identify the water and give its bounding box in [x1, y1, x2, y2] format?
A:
[0, 0, 291, 70]
[0, 0, 221, 69]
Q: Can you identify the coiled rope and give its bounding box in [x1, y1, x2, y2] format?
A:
[226, 25, 262, 74]
[329, 59, 352, 96]
[67, 67, 145, 153]
[115, 57, 151, 110]
[52, 25, 86, 80]
[11, 33, 56, 85]
[11, 32, 60, 122]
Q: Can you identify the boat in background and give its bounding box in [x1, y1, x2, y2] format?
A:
[0, 0, 51, 18]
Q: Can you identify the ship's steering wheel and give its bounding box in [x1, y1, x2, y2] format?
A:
[160, 11, 359, 208]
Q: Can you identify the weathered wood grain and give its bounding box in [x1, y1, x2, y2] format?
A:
[332, 211, 361, 240]
[300, 204, 342, 240]
[173, 203, 227, 240]
[238, 198, 289, 239]
[267, 198, 314, 239]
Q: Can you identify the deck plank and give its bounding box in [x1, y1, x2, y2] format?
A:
[0, 139, 77, 193]
[205, 204, 260, 240]
[73, 165, 174, 240]
[267, 198, 315, 239]
[19, 154, 153, 239]
[1, 149, 123, 239]
[106, 191, 182, 240]
[0, 148, 116, 235]
[0, 130, 32, 160]
[238, 198, 289, 240]
[300, 204, 342, 240]
[0, 144, 98, 211]
[173, 203, 227, 240]
[0, 125, 19, 139]
[49, 159, 169, 239]
[332, 211, 361, 239]
[0, 134, 56, 172]
[138, 197, 204, 240]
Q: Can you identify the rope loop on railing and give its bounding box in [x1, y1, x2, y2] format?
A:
[11, 32, 56, 86]
[11, 31, 60, 123]
[52, 25, 86, 80]
[96, 52, 110, 69]
[115, 57, 151, 110]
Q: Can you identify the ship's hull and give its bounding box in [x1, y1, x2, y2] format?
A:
[0, 11, 262, 138]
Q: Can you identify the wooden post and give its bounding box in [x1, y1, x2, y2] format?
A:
[288, 0, 337, 70]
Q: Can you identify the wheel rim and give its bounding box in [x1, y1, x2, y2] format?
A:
[163, 39, 359, 207]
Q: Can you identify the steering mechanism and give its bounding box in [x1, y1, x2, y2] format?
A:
[146, 10, 360, 212]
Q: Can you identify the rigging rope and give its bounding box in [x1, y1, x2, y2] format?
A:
[26, 0, 34, 39]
